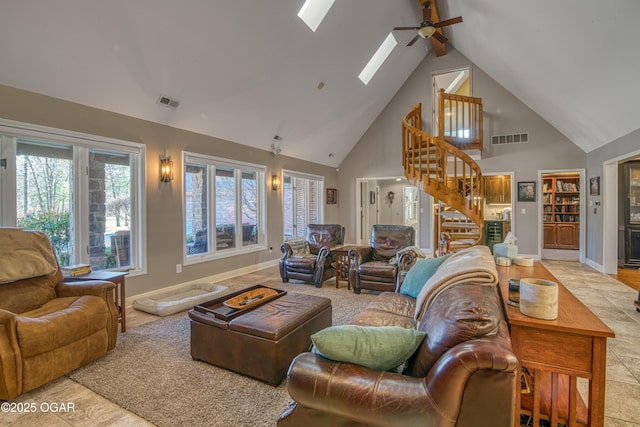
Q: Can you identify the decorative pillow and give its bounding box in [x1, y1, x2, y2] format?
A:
[400, 255, 451, 298]
[311, 325, 426, 371]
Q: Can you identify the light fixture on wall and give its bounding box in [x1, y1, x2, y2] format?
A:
[160, 156, 174, 182]
[272, 173, 281, 191]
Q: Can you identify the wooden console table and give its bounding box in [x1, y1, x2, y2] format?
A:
[497, 262, 614, 427]
[65, 271, 127, 333]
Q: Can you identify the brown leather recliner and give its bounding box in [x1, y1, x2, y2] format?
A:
[349, 224, 416, 294]
[280, 224, 345, 288]
[0, 228, 119, 401]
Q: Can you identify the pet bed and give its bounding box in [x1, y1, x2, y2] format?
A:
[133, 283, 229, 316]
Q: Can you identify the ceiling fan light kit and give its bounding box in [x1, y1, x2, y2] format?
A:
[418, 26, 436, 39]
[393, 0, 462, 54]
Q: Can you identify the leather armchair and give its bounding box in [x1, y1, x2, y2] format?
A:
[0, 228, 119, 401]
[349, 224, 416, 294]
[280, 224, 345, 288]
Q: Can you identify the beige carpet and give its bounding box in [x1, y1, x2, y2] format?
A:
[68, 278, 377, 427]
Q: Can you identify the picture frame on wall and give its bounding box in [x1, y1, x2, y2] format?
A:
[590, 176, 600, 196]
[517, 181, 536, 202]
[326, 188, 337, 204]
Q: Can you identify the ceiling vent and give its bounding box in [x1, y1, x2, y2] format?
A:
[157, 95, 180, 109]
[491, 132, 529, 145]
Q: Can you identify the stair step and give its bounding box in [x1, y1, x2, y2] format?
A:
[442, 222, 479, 229]
[441, 211, 469, 220]
[448, 231, 481, 237]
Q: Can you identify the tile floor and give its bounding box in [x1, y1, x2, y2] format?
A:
[4, 263, 640, 426]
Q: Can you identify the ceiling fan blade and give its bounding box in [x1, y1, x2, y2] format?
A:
[393, 26, 420, 31]
[407, 34, 421, 47]
[434, 16, 463, 28]
[432, 31, 448, 44]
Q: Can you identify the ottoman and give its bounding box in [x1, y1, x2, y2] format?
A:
[189, 290, 332, 385]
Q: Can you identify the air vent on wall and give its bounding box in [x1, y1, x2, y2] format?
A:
[157, 95, 180, 109]
[491, 133, 529, 145]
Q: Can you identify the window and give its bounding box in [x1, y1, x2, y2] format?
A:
[0, 119, 145, 274]
[358, 32, 397, 85]
[184, 152, 265, 262]
[283, 170, 324, 240]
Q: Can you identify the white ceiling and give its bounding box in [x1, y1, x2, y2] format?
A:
[1, 1, 639, 167]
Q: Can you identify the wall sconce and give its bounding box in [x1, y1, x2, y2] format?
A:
[271, 173, 281, 191]
[160, 157, 174, 182]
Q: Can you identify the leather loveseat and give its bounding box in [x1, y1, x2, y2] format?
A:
[278, 246, 518, 427]
[0, 228, 119, 401]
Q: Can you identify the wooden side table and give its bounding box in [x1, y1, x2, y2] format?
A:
[65, 271, 127, 333]
[498, 262, 615, 427]
[333, 246, 363, 290]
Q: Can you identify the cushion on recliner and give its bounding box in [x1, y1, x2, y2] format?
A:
[16, 295, 109, 358]
[285, 255, 317, 270]
[0, 229, 59, 284]
[370, 225, 415, 262]
[0, 273, 60, 314]
[405, 284, 501, 377]
[358, 261, 397, 280]
[306, 224, 343, 255]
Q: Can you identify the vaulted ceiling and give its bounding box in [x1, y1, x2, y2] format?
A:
[1, 1, 639, 167]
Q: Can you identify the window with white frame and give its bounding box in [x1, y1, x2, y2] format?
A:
[184, 152, 265, 262]
[0, 120, 146, 273]
[282, 170, 324, 240]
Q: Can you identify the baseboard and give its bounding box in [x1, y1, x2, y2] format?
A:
[585, 258, 604, 273]
[125, 258, 279, 308]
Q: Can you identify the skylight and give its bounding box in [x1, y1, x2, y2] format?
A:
[298, 0, 335, 32]
[358, 33, 397, 85]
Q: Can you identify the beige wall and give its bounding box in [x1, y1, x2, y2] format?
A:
[587, 127, 640, 267]
[0, 84, 338, 296]
[337, 48, 587, 256]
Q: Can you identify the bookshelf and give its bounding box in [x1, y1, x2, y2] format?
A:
[543, 174, 580, 249]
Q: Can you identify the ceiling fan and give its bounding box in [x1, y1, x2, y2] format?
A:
[394, 0, 462, 50]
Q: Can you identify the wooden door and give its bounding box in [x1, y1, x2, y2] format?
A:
[556, 223, 578, 249]
[544, 224, 556, 248]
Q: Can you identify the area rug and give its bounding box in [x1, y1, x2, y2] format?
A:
[68, 277, 377, 427]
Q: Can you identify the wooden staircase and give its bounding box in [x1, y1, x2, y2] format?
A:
[437, 205, 482, 252]
[402, 96, 484, 253]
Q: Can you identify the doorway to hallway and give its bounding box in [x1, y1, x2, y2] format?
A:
[540, 170, 585, 262]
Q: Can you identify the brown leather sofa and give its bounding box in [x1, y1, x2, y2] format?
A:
[280, 224, 345, 287]
[278, 246, 518, 427]
[349, 224, 416, 294]
[0, 228, 119, 401]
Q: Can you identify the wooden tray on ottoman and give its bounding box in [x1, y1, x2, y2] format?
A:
[194, 284, 286, 321]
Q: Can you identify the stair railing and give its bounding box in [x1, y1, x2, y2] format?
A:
[403, 103, 484, 240]
[438, 88, 483, 151]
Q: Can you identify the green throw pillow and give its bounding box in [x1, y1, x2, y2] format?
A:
[311, 325, 426, 371]
[400, 254, 452, 298]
